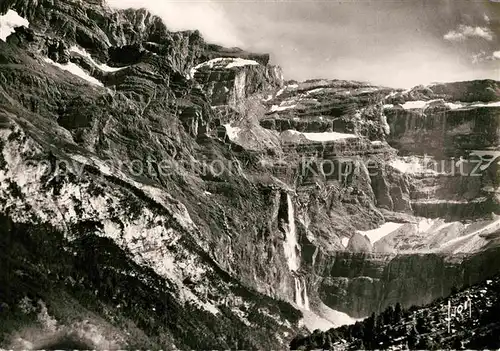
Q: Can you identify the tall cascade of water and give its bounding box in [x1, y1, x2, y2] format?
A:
[294, 276, 310, 310]
[283, 193, 310, 310]
[294, 278, 302, 306]
[283, 193, 300, 271]
[302, 277, 310, 310]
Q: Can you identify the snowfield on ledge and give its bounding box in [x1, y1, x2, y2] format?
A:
[70, 46, 127, 72]
[190, 57, 260, 78]
[0, 10, 29, 41]
[43, 58, 103, 86]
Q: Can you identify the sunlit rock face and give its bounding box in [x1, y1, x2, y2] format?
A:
[385, 80, 500, 105]
[1, 0, 500, 344]
[191, 57, 283, 108]
[311, 247, 500, 318]
[385, 102, 500, 158]
[260, 80, 392, 140]
[383, 98, 500, 221]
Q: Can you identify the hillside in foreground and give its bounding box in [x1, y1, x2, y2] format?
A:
[291, 275, 500, 350]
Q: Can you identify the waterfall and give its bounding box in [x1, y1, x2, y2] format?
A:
[282, 193, 310, 310]
[294, 277, 302, 306]
[294, 276, 310, 310]
[302, 278, 310, 310]
[283, 193, 300, 271]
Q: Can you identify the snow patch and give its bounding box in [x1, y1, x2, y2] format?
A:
[445, 102, 464, 110]
[401, 100, 428, 109]
[415, 199, 483, 204]
[417, 218, 435, 233]
[223, 124, 241, 141]
[341, 237, 349, 247]
[70, 46, 126, 72]
[315, 301, 362, 328]
[389, 157, 437, 174]
[470, 101, 500, 108]
[442, 216, 500, 250]
[276, 87, 286, 97]
[302, 132, 357, 142]
[384, 91, 398, 99]
[270, 104, 297, 112]
[43, 58, 103, 86]
[430, 216, 500, 253]
[431, 221, 454, 233]
[192, 58, 224, 74]
[356, 87, 379, 94]
[300, 309, 336, 332]
[190, 57, 259, 78]
[282, 130, 358, 142]
[358, 222, 405, 244]
[0, 10, 29, 42]
[305, 88, 325, 95]
[400, 99, 443, 110]
[225, 58, 260, 69]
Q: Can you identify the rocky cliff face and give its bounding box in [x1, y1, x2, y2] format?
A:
[1, 0, 500, 347]
[0, 1, 303, 348]
[312, 247, 500, 318]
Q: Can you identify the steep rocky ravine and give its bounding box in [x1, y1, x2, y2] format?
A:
[0, 0, 500, 348]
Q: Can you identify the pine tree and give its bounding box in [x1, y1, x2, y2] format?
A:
[376, 313, 384, 331]
[384, 305, 395, 325]
[352, 321, 365, 340]
[322, 333, 333, 350]
[416, 315, 428, 334]
[394, 302, 403, 323]
[363, 312, 376, 347]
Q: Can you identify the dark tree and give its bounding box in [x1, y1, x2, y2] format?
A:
[383, 305, 395, 325]
[352, 321, 365, 340]
[376, 313, 384, 332]
[416, 315, 428, 334]
[394, 302, 403, 323]
[322, 333, 333, 350]
[363, 312, 376, 348]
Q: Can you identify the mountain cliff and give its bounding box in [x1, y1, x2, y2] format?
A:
[0, 0, 499, 349]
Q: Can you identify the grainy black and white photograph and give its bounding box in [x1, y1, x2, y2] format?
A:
[0, 0, 499, 349]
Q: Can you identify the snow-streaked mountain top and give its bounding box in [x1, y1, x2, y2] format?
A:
[190, 57, 260, 79]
